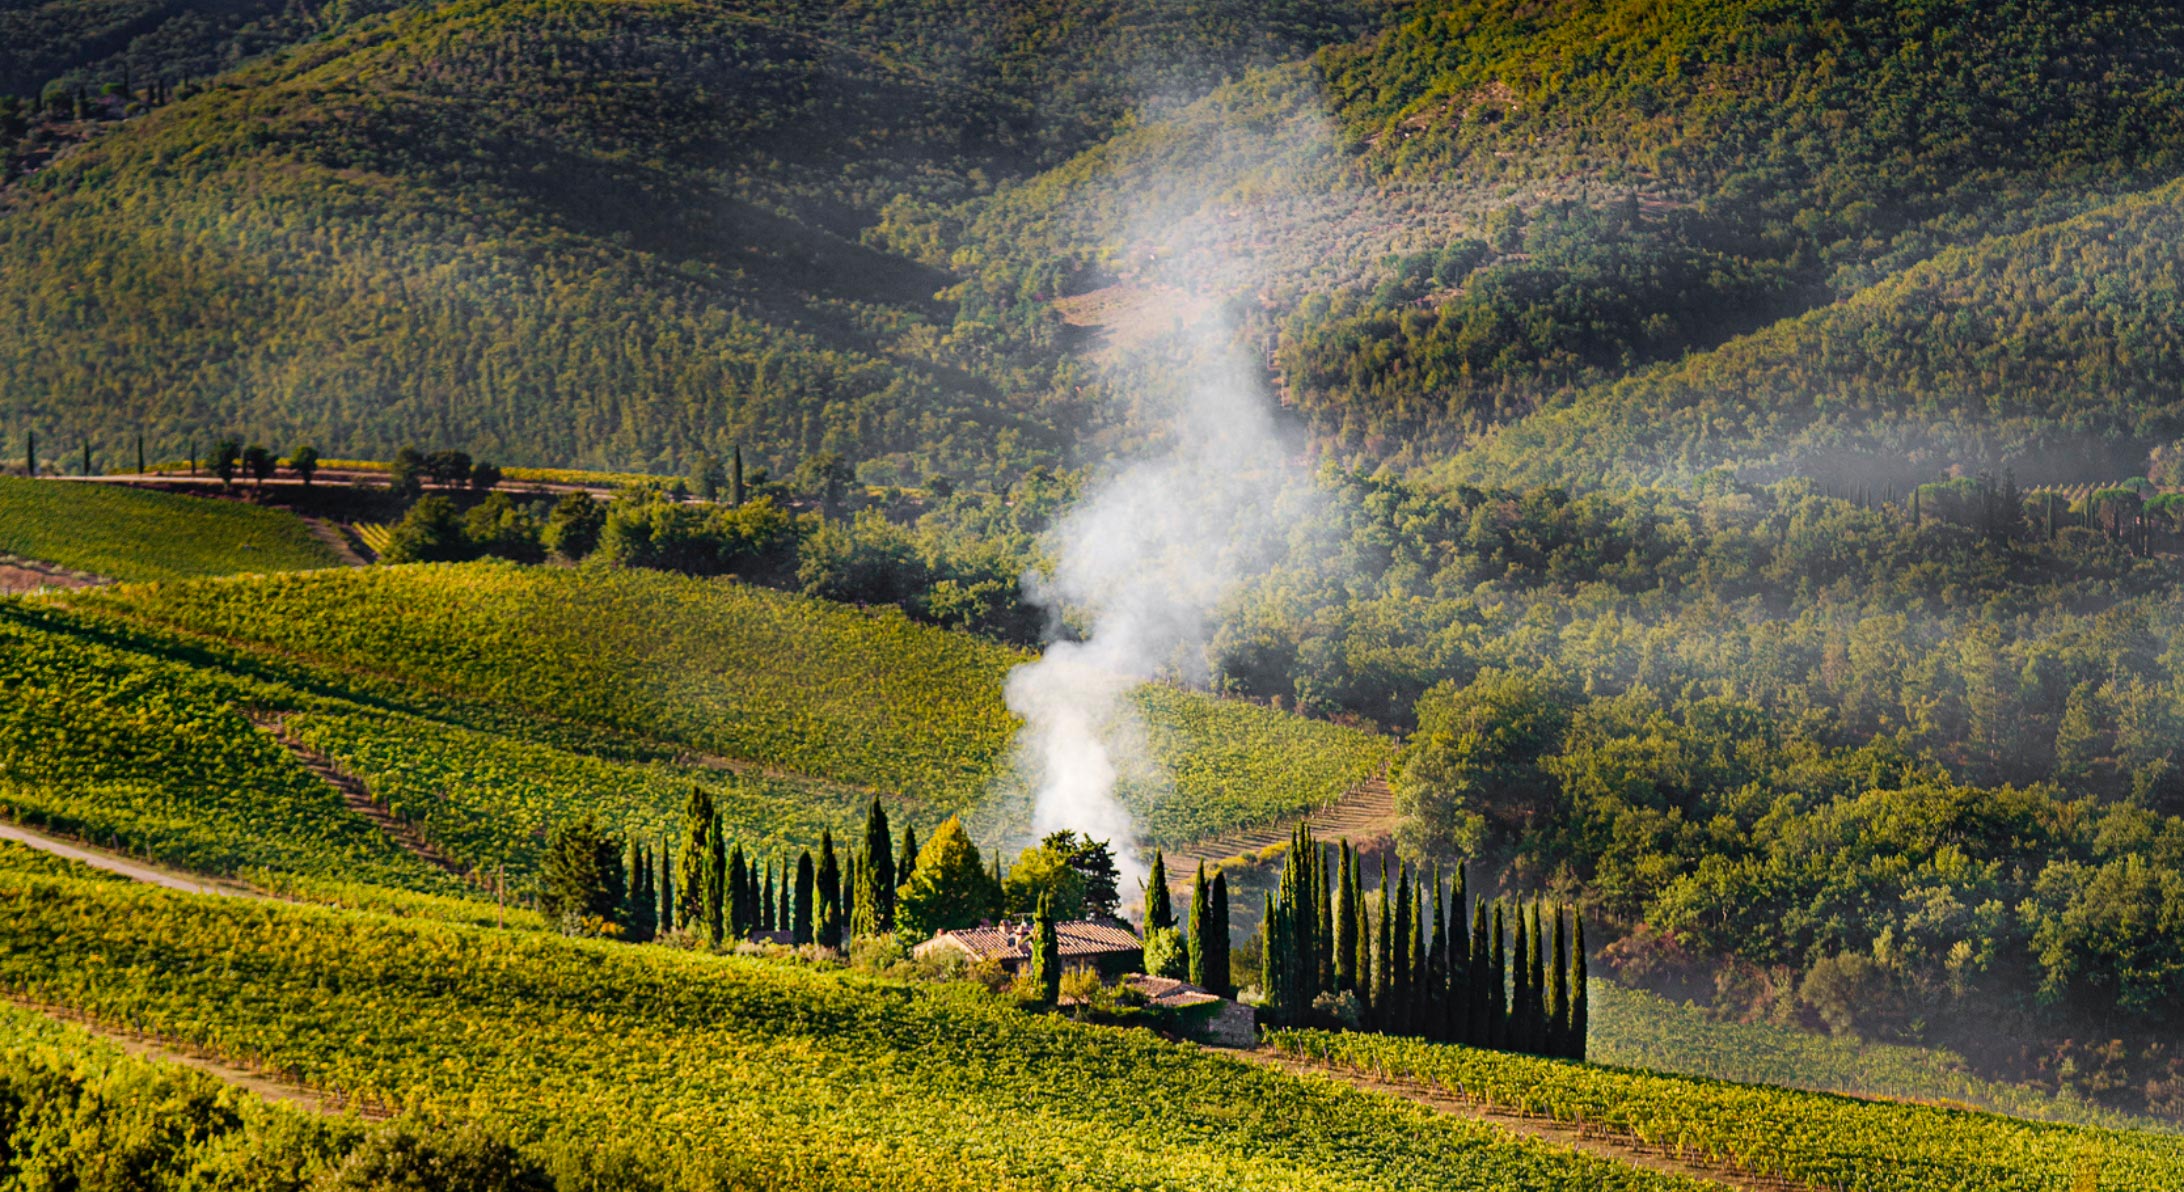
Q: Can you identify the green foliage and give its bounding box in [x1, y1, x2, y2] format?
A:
[1270, 1027, 2184, 1192]
[894, 816, 997, 939]
[1142, 926, 1189, 980]
[540, 814, 625, 934]
[0, 476, 335, 581]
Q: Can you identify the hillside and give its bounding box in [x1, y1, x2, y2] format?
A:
[0, 474, 338, 581]
[0, 0, 1363, 483]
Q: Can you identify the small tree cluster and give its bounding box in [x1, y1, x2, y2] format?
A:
[1257, 827, 1588, 1062]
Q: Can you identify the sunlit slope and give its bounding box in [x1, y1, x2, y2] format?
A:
[1446, 176, 2184, 488]
[0, 477, 337, 581]
[71, 564, 1395, 845]
[0, 0, 1361, 478]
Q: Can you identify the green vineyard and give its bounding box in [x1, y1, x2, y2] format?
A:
[0, 476, 337, 582]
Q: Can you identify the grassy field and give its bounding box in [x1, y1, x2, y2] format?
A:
[0, 867, 1708, 1192]
[0, 477, 337, 582]
[74, 563, 1394, 847]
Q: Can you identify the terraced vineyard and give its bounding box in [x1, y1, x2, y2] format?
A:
[73, 563, 1394, 847]
[0, 476, 336, 581]
[0, 867, 1711, 1192]
[1266, 1029, 2184, 1191]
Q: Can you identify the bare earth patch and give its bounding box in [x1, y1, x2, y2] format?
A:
[0, 554, 108, 594]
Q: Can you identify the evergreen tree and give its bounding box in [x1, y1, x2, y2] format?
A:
[541, 815, 624, 932]
[1408, 883, 1426, 1039]
[1468, 900, 1490, 1046]
[778, 856, 793, 931]
[1450, 866, 1471, 1042]
[817, 829, 842, 949]
[1029, 890, 1061, 1007]
[726, 846, 750, 940]
[851, 850, 881, 939]
[1333, 842, 1357, 995]
[1571, 913, 1590, 1062]
[893, 816, 998, 938]
[1208, 869, 1231, 998]
[758, 860, 775, 931]
[793, 850, 816, 945]
[704, 813, 726, 946]
[897, 824, 919, 894]
[1427, 869, 1448, 1042]
[675, 787, 711, 932]
[1143, 850, 1173, 932]
[1372, 859, 1393, 1029]
[625, 841, 656, 942]
[24, 430, 34, 477]
[1488, 904, 1508, 1050]
[864, 799, 896, 930]
[1527, 904, 1549, 1053]
[1187, 861, 1211, 988]
[1315, 843, 1334, 996]
[1549, 904, 1571, 1059]
[658, 843, 674, 935]
[1511, 905, 1533, 1052]
[1391, 865, 1413, 1034]
[1259, 891, 1286, 1024]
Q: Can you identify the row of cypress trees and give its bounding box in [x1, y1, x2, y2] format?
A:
[1258, 825, 1588, 1061]
[657, 787, 919, 950]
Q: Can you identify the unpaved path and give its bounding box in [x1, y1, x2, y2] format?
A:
[0, 553, 108, 594]
[1237, 1047, 1806, 1192]
[7, 996, 381, 1118]
[251, 713, 468, 877]
[0, 821, 253, 897]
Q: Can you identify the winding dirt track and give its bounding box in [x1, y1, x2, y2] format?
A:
[0, 821, 247, 897]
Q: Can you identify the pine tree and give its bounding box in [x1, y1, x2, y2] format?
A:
[675, 786, 712, 931]
[793, 851, 816, 945]
[1188, 861, 1212, 989]
[1548, 905, 1570, 1058]
[817, 829, 842, 949]
[1571, 913, 1590, 1062]
[1208, 869, 1231, 997]
[864, 800, 896, 930]
[726, 846, 750, 940]
[1144, 850, 1174, 932]
[1030, 891, 1060, 1006]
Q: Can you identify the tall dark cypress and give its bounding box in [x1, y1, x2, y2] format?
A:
[897, 824, 919, 893]
[1333, 842, 1356, 996]
[1372, 859, 1392, 1029]
[726, 845, 750, 939]
[1427, 868, 1448, 1041]
[1030, 890, 1060, 1006]
[1488, 903, 1507, 1050]
[1529, 903, 1550, 1054]
[1391, 865, 1413, 1035]
[1315, 842, 1334, 997]
[1510, 905, 1533, 1052]
[1208, 869, 1232, 998]
[1571, 913, 1590, 1061]
[864, 799, 896, 930]
[777, 856, 792, 931]
[817, 830, 842, 949]
[1467, 899, 1489, 1046]
[1144, 850, 1174, 932]
[1408, 884, 1426, 1039]
[1187, 861, 1212, 989]
[703, 814, 726, 947]
[1260, 891, 1285, 1023]
[1450, 865, 1471, 1043]
[675, 786, 712, 931]
[793, 850, 816, 945]
[658, 842, 674, 934]
[1549, 904, 1571, 1059]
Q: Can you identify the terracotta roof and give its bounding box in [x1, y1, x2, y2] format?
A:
[1124, 975, 1224, 1009]
[920, 919, 1142, 963]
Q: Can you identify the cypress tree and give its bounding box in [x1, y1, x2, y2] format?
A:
[135, 432, 144, 476]
[703, 814, 726, 946]
[759, 860, 775, 931]
[1468, 900, 1490, 1045]
[1030, 891, 1061, 1006]
[730, 443, 746, 507]
[24, 431, 34, 477]
[1144, 850, 1173, 932]
[1450, 866, 1471, 1043]
[778, 856, 792, 931]
[1333, 842, 1356, 995]
[1408, 884, 1426, 1038]
[1511, 905, 1533, 1052]
[674, 786, 711, 932]
[864, 799, 896, 930]
[1315, 842, 1334, 997]
[1260, 892, 1284, 1023]
[1488, 904, 1507, 1050]
[1571, 913, 1590, 1061]
[793, 851, 815, 945]
[1208, 869, 1231, 998]
[852, 850, 882, 939]
[658, 843, 674, 934]
[1428, 869, 1448, 1041]
[1527, 903, 1549, 1054]
[1549, 904, 1571, 1059]
[1391, 865, 1413, 1034]
[817, 829, 842, 949]
[897, 824, 919, 894]
[629, 841, 657, 941]
[1372, 859, 1393, 1029]
[726, 846, 750, 939]
[1187, 861, 1211, 988]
